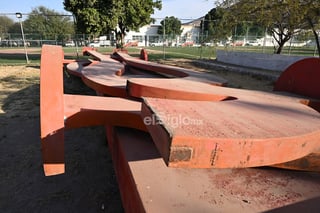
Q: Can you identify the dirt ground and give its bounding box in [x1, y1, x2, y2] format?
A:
[0, 59, 275, 212]
[0, 66, 123, 212]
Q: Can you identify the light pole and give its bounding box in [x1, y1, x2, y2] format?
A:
[163, 18, 166, 60]
[16, 12, 29, 64]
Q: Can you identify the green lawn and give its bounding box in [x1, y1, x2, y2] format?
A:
[0, 45, 317, 65]
[0, 52, 41, 65]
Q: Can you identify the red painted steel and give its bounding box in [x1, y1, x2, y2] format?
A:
[40, 45, 65, 176]
[141, 86, 320, 168]
[114, 51, 228, 85]
[114, 51, 189, 77]
[107, 127, 320, 212]
[272, 151, 320, 172]
[82, 46, 97, 54]
[78, 50, 228, 98]
[80, 58, 129, 97]
[41, 46, 320, 173]
[127, 78, 234, 101]
[64, 94, 146, 131]
[274, 58, 320, 99]
[85, 50, 111, 61]
[66, 59, 97, 77]
[41, 46, 320, 211]
[300, 99, 320, 113]
[40, 45, 147, 176]
[139, 48, 148, 61]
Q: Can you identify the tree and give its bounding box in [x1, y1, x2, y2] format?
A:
[23, 6, 74, 41]
[303, 0, 320, 57]
[217, 0, 320, 54]
[201, 8, 226, 43]
[63, 0, 104, 36]
[158, 16, 183, 42]
[0, 16, 14, 35]
[8, 23, 21, 34]
[201, 7, 263, 45]
[64, 0, 162, 47]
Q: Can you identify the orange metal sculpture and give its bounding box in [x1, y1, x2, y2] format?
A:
[42, 45, 320, 174]
[40, 45, 145, 176]
[40, 45, 320, 211]
[274, 57, 320, 99]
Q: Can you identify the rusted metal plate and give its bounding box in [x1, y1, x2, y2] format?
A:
[141, 86, 320, 168]
[127, 78, 233, 101]
[40, 45, 65, 176]
[107, 127, 320, 212]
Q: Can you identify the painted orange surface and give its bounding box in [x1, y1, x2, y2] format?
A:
[40, 45, 65, 176]
[76, 50, 228, 98]
[66, 59, 97, 77]
[114, 51, 228, 85]
[139, 48, 148, 61]
[127, 78, 234, 101]
[141, 87, 320, 168]
[108, 127, 320, 212]
[41, 46, 320, 176]
[64, 94, 146, 131]
[80, 59, 129, 97]
[300, 99, 320, 113]
[274, 58, 320, 99]
[272, 151, 320, 172]
[40, 46, 320, 212]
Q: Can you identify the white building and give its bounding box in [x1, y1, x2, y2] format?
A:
[124, 17, 203, 46]
[123, 17, 314, 48]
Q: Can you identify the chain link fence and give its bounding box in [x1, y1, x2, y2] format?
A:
[1, 31, 318, 59]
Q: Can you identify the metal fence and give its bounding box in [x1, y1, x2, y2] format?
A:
[0, 33, 91, 47]
[1, 32, 318, 59]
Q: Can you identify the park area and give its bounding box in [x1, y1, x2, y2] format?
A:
[0, 47, 275, 212]
[1, 0, 319, 211]
[1, 46, 320, 212]
[0, 60, 124, 211]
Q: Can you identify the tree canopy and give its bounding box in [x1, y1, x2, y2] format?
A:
[64, 0, 162, 46]
[216, 0, 320, 54]
[202, 7, 264, 45]
[201, 8, 222, 43]
[303, 0, 320, 56]
[158, 16, 183, 40]
[0, 16, 14, 35]
[23, 6, 74, 41]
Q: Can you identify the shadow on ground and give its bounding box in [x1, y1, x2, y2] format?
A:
[0, 73, 123, 212]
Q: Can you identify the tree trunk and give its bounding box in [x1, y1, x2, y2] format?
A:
[275, 41, 286, 54]
[114, 30, 123, 48]
[312, 28, 320, 58]
[308, 18, 320, 58]
[275, 46, 282, 54]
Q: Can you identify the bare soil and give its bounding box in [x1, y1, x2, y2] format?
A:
[0, 59, 275, 212]
[0, 66, 123, 212]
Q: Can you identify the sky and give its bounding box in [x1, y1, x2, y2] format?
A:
[1, 0, 216, 21]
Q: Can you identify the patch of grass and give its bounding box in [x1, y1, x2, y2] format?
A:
[0, 53, 40, 65]
[145, 46, 217, 60]
[0, 45, 317, 65]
